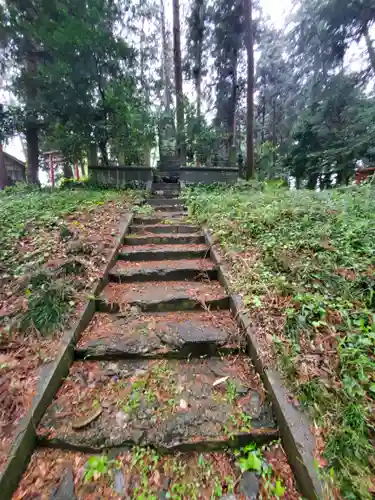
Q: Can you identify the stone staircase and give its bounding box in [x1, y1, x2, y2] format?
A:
[25, 185, 282, 498]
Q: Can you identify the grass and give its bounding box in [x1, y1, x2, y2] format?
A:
[81, 441, 286, 499]
[0, 183, 142, 336]
[183, 181, 375, 499]
[0, 183, 141, 274]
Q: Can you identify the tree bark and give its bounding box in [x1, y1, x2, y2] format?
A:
[87, 144, 98, 166]
[63, 162, 73, 179]
[172, 0, 186, 165]
[161, 0, 172, 111]
[25, 54, 39, 184]
[227, 60, 238, 168]
[244, 0, 255, 179]
[0, 143, 10, 190]
[363, 22, 375, 76]
[272, 98, 277, 171]
[260, 92, 266, 144]
[307, 171, 319, 190]
[194, 0, 205, 167]
[195, 56, 202, 167]
[26, 125, 39, 184]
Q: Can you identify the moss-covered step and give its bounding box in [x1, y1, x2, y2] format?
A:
[117, 243, 209, 261]
[108, 259, 217, 283]
[124, 234, 204, 246]
[96, 280, 229, 312]
[37, 357, 277, 452]
[130, 224, 200, 235]
[75, 310, 243, 359]
[14, 444, 301, 499]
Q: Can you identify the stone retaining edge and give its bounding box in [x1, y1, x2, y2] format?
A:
[0, 213, 133, 500]
[203, 229, 323, 500]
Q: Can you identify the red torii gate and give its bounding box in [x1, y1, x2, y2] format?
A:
[43, 150, 80, 187]
[355, 167, 375, 185]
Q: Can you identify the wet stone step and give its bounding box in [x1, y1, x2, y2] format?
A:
[15, 444, 300, 499]
[130, 224, 200, 235]
[109, 259, 217, 283]
[148, 198, 184, 207]
[124, 234, 205, 246]
[76, 310, 243, 359]
[97, 280, 229, 312]
[37, 357, 277, 452]
[154, 205, 186, 212]
[133, 215, 187, 225]
[118, 243, 209, 262]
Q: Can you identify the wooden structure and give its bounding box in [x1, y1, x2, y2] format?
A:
[4, 152, 26, 183]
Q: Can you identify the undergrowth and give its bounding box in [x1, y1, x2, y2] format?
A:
[183, 181, 375, 499]
[0, 184, 142, 337]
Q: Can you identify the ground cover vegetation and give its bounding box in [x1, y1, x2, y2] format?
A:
[14, 441, 299, 499]
[184, 181, 375, 498]
[0, 184, 141, 471]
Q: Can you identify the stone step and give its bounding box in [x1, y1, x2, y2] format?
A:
[151, 192, 180, 199]
[118, 244, 209, 261]
[130, 224, 200, 235]
[109, 259, 217, 283]
[133, 214, 187, 225]
[152, 182, 180, 190]
[154, 205, 185, 212]
[96, 280, 229, 313]
[75, 310, 242, 360]
[37, 357, 277, 452]
[124, 234, 205, 246]
[148, 198, 183, 207]
[17, 448, 264, 499]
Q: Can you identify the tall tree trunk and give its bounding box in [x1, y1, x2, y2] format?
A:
[0, 143, 10, 190]
[227, 60, 238, 168]
[172, 0, 186, 165]
[195, 56, 202, 167]
[63, 162, 73, 179]
[272, 98, 277, 171]
[261, 93, 266, 144]
[26, 125, 39, 184]
[363, 22, 375, 76]
[87, 144, 98, 166]
[194, 0, 205, 167]
[307, 171, 319, 190]
[25, 55, 39, 184]
[161, 0, 172, 111]
[196, 70, 202, 167]
[244, 0, 254, 179]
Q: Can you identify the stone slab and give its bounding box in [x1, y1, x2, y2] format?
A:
[97, 280, 230, 313]
[38, 358, 277, 452]
[124, 235, 205, 246]
[109, 259, 217, 283]
[118, 244, 209, 261]
[130, 224, 200, 235]
[76, 311, 242, 359]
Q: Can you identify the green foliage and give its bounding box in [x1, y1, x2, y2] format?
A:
[237, 444, 262, 473]
[84, 455, 120, 483]
[0, 184, 140, 274]
[133, 204, 154, 216]
[19, 276, 75, 336]
[185, 182, 375, 498]
[235, 443, 286, 498]
[285, 74, 375, 188]
[1, 0, 155, 169]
